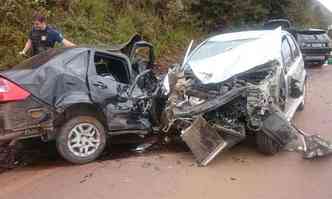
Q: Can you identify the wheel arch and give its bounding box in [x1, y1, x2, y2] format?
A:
[55, 102, 108, 133]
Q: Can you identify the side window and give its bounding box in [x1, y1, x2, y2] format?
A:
[287, 36, 300, 59]
[94, 53, 130, 84]
[66, 52, 88, 79]
[281, 38, 293, 68]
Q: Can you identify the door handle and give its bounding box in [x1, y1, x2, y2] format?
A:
[93, 81, 107, 89]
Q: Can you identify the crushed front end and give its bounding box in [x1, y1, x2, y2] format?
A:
[162, 61, 298, 166]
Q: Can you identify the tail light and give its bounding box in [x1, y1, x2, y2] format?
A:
[0, 77, 30, 102]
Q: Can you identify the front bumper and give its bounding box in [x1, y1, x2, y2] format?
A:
[301, 47, 331, 62]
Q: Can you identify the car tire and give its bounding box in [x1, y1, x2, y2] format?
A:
[256, 132, 281, 155]
[56, 115, 107, 164]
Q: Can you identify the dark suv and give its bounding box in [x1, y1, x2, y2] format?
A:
[295, 29, 331, 65]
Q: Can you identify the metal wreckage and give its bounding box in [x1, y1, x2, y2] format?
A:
[0, 30, 332, 167]
[159, 29, 332, 166]
[161, 63, 332, 166]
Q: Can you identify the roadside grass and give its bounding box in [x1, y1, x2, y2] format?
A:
[0, 1, 202, 69]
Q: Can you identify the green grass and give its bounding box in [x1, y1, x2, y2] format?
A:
[0, 0, 202, 69]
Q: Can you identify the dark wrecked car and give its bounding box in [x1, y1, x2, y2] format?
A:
[295, 29, 331, 65]
[161, 29, 308, 165]
[0, 35, 165, 164]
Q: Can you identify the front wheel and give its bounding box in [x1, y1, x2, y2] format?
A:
[56, 116, 107, 164]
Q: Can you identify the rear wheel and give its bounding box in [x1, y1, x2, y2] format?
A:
[56, 116, 107, 164]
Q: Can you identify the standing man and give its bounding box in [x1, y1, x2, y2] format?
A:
[20, 14, 76, 56]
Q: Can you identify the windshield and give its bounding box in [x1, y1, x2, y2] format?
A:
[189, 39, 256, 61]
[13, 48, 67, 70]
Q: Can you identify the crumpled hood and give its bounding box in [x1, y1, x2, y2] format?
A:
[187, 28, 282, 84]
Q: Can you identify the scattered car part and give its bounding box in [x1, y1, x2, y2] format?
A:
[291, 124, 332, 159]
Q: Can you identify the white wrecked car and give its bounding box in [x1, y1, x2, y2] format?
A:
[162, 28, 308, 165]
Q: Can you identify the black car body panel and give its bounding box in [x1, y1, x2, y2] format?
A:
[0, 35, 161, 143]
[1, 48, 89, 107]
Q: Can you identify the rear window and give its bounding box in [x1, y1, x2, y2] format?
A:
[263, 20, 291, 29]
[190, 39, 255, 61]
[13, 48, 67, 70]
[298, 33, 329, 41]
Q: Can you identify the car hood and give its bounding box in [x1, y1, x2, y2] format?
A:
[186, 28, 282, 84]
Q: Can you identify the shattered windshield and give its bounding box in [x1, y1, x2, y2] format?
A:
[189, 39, 256, 61]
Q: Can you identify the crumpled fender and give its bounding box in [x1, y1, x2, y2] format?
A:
[54, 91, 94, 111]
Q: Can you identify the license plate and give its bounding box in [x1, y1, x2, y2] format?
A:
[312, 43, 324, 47]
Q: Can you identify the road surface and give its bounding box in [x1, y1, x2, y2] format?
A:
[0, 66, 332, 199]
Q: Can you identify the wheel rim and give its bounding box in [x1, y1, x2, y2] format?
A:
[67, 123, 101, 158]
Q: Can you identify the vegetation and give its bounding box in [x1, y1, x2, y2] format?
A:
[0, 0, 331, 68]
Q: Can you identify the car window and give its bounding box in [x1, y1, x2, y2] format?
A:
[66, 52, 88, 79]
[298, 33, 329, 41]
[94, 52, 130, 84]
[298, 34, 316, 41]
[281, 38, 293, 68]
[287, 36, 300, 59]
[190, 39, 256, 61]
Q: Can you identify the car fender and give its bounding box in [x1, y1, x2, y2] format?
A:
[54, 91, 94, 110]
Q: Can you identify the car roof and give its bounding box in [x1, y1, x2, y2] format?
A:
[296, 29, 326, 35]
[207, 30, 287, 42]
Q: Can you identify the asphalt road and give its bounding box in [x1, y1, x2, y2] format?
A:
[0, 66, 332, 199]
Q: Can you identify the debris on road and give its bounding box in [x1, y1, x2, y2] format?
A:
[292, 124, 332, 159]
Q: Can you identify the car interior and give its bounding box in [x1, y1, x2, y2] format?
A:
[94, 52, 130, 84]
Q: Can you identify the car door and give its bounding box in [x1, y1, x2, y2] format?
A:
[283, 34, 306, 98]
[88, 50, 150, 131]
[129, 41, 155, 76]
